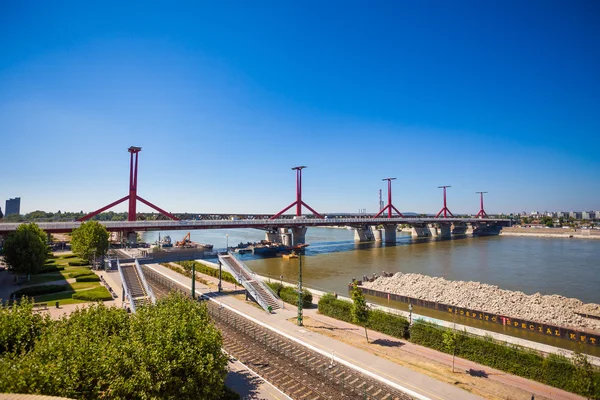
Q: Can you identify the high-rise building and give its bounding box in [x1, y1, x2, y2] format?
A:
[5, 197, 21, 216]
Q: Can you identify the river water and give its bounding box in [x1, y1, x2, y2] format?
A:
[142, 228, 600, 304]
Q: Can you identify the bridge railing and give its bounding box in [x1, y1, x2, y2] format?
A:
[135, 258, 156, 305]
[117, 259, 136, 313]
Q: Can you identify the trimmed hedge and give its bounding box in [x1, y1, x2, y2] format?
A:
[176, 261, 238, 285]
[68, 270, 93, 279]
[410, 321, 600, 398]
[72, 286, 113, 301]
[266, 282, 312, 308]
[317, 293, 409, 339]
[12, 285, 68, 297]
[75, 275, 100, 283]
[67, 260, 89, 267]
[37, 265, 65, 274]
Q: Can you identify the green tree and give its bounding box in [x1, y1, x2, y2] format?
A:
[571, 351, 596, 399]
[442, 328, 461, 372]
[0, 207, 3, 219]
[351, 282, 370, 343]
[0, 297, 51, 355]
[0, 293, 229, 399]
[71, 221, 109, 263]
[2, 223, 49, 280]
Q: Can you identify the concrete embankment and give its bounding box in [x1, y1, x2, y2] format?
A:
[362, 272, 600, 332]
[500, 227, 600, 239]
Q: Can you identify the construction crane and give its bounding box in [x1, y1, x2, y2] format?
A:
[175, 232, 194, 248]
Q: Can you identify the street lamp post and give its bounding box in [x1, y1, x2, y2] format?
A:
[218, 260, 223, 292]
[297, 255, 303, 326]
[226, 234, 229, 253]
[409, 303, 413, 325]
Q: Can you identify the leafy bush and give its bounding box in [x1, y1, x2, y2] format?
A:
[317, 293, 353, 323]
[176, 261, 238, 285]
[409, 321, 600, 398]
[68, 260, 89, 266]
[11, 285, 68, 297]
[0, 293, 229, 399]
[75, 275, 100, 283]
[0, 297, 51, 355]
[266, 282, 312, 307]
[72, 286, 112, 301]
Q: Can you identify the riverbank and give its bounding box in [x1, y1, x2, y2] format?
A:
[501, 227, 600, 239]
[361, 272, 600, 332]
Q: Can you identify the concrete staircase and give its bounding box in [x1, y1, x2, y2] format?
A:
[118, 260, 155, 311]
[218, 252, 281, 312]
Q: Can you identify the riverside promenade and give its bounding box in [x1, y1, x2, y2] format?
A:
[145, 262, 587, 400]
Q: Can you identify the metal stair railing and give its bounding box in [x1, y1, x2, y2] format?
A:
[218, 253, 273, 312]
[134, 258, 156, 305]
[225, 251, 281, 305]
[117, 259, 136, 313]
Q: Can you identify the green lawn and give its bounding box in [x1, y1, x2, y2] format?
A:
[25, 254, 111, 306]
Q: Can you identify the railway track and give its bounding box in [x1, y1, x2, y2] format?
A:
[143, 266, 414, 400]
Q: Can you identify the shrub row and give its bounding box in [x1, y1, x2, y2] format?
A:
[316, 293, 599, 398]
[72, 286, 113, 301]
[410, 321, 600, 398]
[11, 285, 68, 298]
[159, 263, 209, 285]
[75, 275, 100, 283]
[318, 293, 410, 338]
[265, 282, 312, 308]
[67, 260, 89, 266]
[176, 261, 238, 285]
[37, 265, 65, 274]
[68, 270, 93, 279]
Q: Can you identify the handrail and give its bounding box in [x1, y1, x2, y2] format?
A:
[224, 252, 280, 303]
[218, 254, 272, 312]
[117, 259, 136, 313]
[134, 258, 156, 305]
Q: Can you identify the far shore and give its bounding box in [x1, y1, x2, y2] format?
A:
[501, 227, 600, 240]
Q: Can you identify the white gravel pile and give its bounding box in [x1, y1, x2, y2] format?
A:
[362, 272, 600, 332]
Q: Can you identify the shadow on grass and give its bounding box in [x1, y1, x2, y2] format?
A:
[466, 368, 489, 378]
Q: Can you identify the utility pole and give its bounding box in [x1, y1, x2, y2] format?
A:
[297, 254, 303, 326]
[191, 262, 196, 298]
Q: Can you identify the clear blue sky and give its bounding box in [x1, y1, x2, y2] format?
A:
[1, 1, 599, 215]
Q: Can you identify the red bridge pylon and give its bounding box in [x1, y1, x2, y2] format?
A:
[270, 166, 323, 219]
[476, 191, 488, 218]
[374, 178, 404, 218]
[435, 185, 454, 218]
[78, 146, 179, 222]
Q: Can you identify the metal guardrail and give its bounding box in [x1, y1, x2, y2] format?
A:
[134, 258, 156, 305]
[116, 259, 136, 313]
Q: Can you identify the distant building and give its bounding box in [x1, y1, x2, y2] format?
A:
[5, 197, 20, 216]
[569, 211, 582, 220]
[557, 211, 570, 219]
[582, 211, 594, 220]
[595, 211, 600, 220]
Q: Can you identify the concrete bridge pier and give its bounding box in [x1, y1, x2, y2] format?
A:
[428, 224, 439, 237]
[472, 223, 502, 236]
[411, 224, 432, 237]
[266, 228, 293, 245]
[439, 223, 452, 238]
[354, 225, 375, 242]
[383, 224, 397, 244]
[452, 222, 468, 235]
[372, 226, 383, 242]
[126, 232, 137, 244]
[290, 227, 307, 245]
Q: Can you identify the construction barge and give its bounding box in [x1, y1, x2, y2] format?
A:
[350, 281, 600, 347]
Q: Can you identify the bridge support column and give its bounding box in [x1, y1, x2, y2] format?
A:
[411, 225, 432, 237]
[126, 232, 137, 244]
[372, 226, 383, 242]
[452, 222, 467, 235]
[439, 223, 452, 239]
[354, 225, 374, 242]
[472, 223, 502, 236]
[428, 224, 439, 237]
[291, 227, 307, 245]
[383, 224, 397, 244]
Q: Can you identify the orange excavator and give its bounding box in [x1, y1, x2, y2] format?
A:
[176, 232, 193, 248]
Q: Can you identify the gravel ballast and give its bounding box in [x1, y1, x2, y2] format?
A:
[361, 272, 600, 332]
